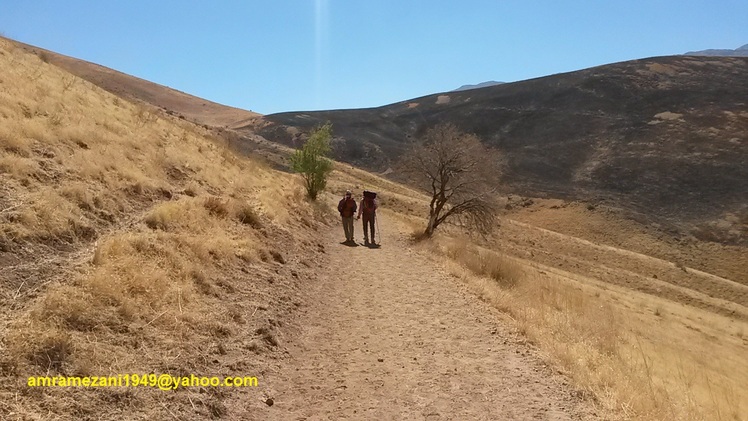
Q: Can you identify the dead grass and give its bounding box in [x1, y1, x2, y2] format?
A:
[421, 233, 748, 420]
[201, 196, 262, 228]
[0, 36, 319, 419]
[440, 236, 524, 289]
[234, 201, 262, 228]
[0, 125, 32, 156]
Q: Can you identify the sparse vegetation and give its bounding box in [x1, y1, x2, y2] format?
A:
[411, 224, 748, 420]
[290, 122, 334, 200]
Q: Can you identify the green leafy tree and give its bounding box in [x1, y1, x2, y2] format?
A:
[290, 123, 334, 200]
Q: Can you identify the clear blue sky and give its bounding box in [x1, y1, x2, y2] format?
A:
[2, 1, 746, 114]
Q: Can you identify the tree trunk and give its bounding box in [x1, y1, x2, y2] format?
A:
[425, 213, 438, 237]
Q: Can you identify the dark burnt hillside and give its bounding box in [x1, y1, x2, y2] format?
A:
[242, 56, 748, 244]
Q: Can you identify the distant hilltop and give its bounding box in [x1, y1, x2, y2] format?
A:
[685, 44, 748, 57]
[452, 81, 504, 91]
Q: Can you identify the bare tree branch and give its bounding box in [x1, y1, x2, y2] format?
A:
[399, 123, 502, 237]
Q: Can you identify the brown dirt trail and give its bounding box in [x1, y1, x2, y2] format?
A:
[250, 213, 598, 420]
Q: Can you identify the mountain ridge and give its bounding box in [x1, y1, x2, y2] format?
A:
[684, 43, 748, 57]
[452, 80, 504, 91]
[244, 55, 748, 244]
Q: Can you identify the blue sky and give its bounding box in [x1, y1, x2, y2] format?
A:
[2, 1, 746, 114]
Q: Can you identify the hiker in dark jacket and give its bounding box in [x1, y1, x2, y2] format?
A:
[357, 191, 378, 246]
[338, 190, 357, 243]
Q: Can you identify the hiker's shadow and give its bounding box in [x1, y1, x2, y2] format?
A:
[340, 241, 359, 247]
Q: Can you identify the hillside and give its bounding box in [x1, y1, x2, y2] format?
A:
[1, 37, 747, 420]
[0, 37, 331, 419]
[5, 37, 259, 128]
[246, 56, 748, 245]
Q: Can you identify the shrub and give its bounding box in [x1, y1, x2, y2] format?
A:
[144, 202, 184, 230]
[203, 196, 230, 217]
[290, 123, 334, 200]
[234, 202, 261, 228]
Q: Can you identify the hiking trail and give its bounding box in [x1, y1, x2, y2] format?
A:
[247, 213, 599, 420]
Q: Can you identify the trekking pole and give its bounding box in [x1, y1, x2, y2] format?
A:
[376, 214, 381, 245]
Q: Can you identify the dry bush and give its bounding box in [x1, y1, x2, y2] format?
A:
[32, 285, 116, 332]
[59, 125, 107, 151]
[181, 182, 201, 197]
[144, 201, 194, 231]
[0, 155, 38, 179]
[0, 127, 32, 156]
[234, 201, 262, 228]
[409, 228, 430, 243]
[36, 50, 50, 63]
[60, 183, 95, 211]
[25, 329, 73, 372]
[11, 190, 96, 242]
[203, 196, 230, 217]
[442, 237, 524, 288]
[132, 106, 159, 127]
[19, 116, 52, 143]
[202, 196, 262, 228]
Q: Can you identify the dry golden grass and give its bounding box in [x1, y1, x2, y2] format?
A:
[419, 234, 747, 420]
[439, 236, 525, 289]
[0, 36, 319, 419]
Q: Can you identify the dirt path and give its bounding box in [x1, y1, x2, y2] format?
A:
[253, 213, 598, 420]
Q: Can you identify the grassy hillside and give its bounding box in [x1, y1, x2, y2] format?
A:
[0, 37, 330, 419]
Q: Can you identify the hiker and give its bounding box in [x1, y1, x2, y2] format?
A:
[337, 190, 357, 243]
[357, 190, 378, 246]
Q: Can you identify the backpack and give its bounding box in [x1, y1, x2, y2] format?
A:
[362, 190, 377, 214]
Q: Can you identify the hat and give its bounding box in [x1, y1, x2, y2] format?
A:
[345, 190, 352, 195]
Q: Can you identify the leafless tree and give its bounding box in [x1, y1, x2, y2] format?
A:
[401, 123, 502, 237]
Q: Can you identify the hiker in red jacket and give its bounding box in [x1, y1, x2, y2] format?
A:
[357, 191, 378, 246]
[337, 190, 357, 243]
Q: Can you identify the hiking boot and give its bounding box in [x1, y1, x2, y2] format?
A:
[364, 239, 369, 246]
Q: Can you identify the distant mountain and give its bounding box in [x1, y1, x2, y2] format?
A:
[245, 56, 748, 244]
[453, 81, 504, 91]
[685, 44, 748, 57]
